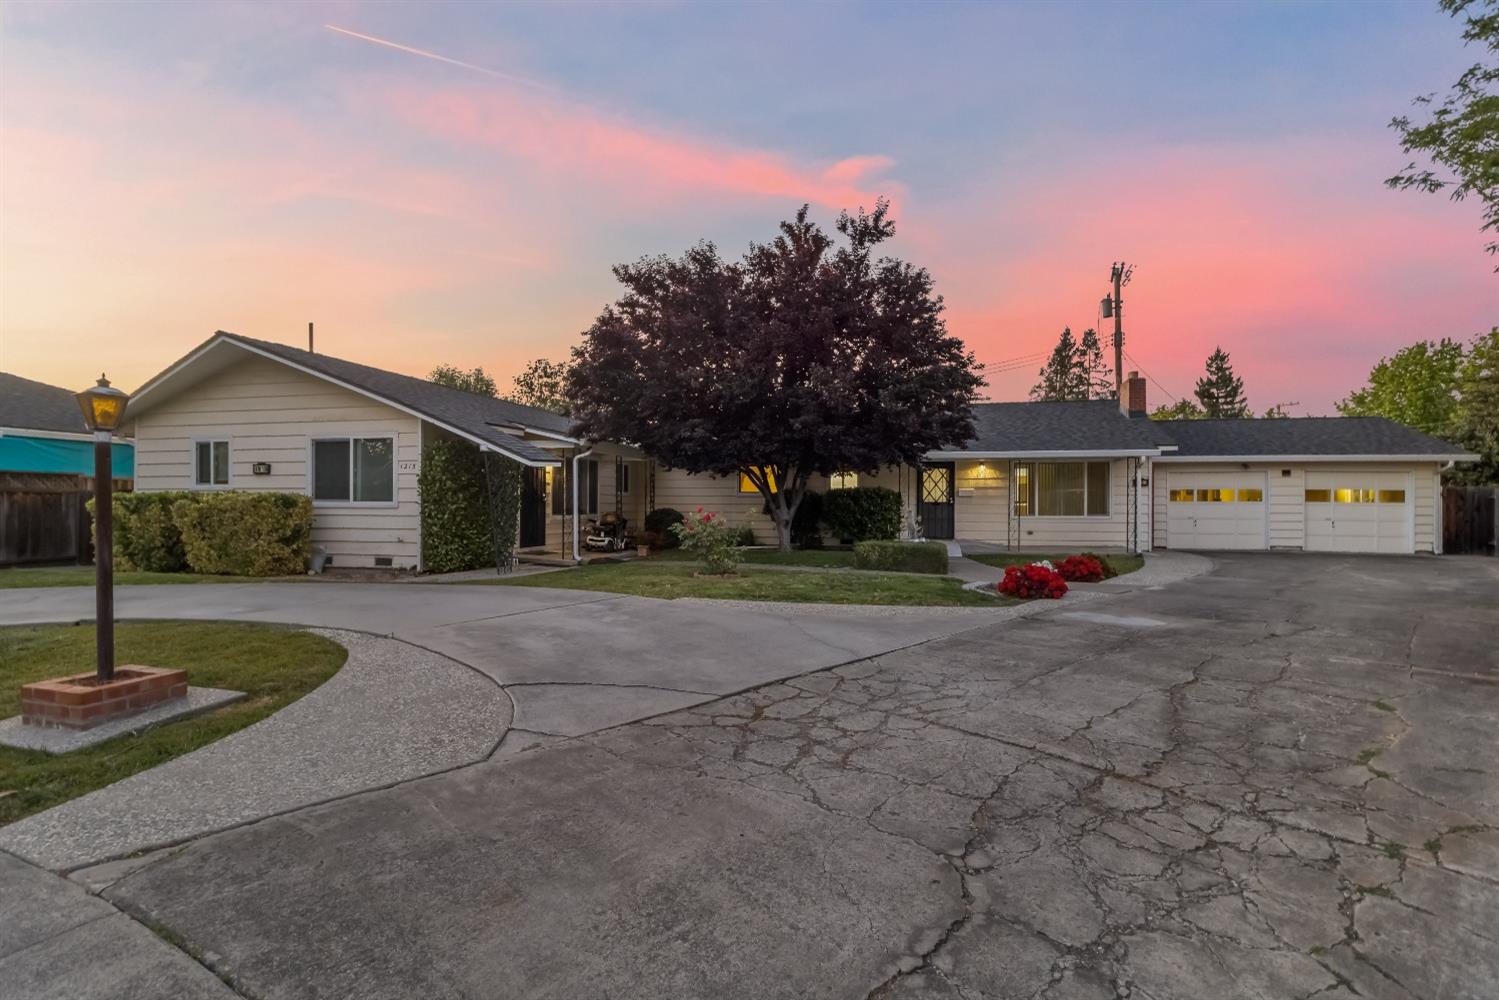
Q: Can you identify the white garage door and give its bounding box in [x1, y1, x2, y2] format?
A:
[1166, 472, 1268, 550]
[1304, 472, 1413, 554]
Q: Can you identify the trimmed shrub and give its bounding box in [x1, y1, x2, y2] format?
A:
[483, 453, 523, 570]
[732, 524, 757, 547]
[173, 492, 313, 576]
[998, 563, 1068, 600]
[643, 507, 685, 549]
[89, 492, 197, 572]
[419, 440, 493, 573]
[671, 508, 741, 574]
[1056, 554, 1106, 583]
[852, 540, 949, 575]
[822, 486, 901, 543]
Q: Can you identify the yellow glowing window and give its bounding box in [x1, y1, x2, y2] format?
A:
[1305, 489, 1332, 503]
[739, 468, 777, 494]
[1197, 488, 1235, 502]
[1334, 488, 1374, 503]
[1377, 489, 1406, 504]
[1169, 489, 1194, 502]
[1237, 488, 1264, 502]
[829, 471, 859, 490]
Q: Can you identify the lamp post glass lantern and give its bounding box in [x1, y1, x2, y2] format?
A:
[76, 375, 129, 682]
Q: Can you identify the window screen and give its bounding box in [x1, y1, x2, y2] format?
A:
[1035, 462, 1085, 516]
[1085, 462, 1109, 515]
[313, 440, 351, 500]
[552, 459, 599, 515]
[195, 440, 229, 486]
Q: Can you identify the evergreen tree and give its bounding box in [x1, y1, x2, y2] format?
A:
[1194, 347, 1250, 418]
[1077, 327, 1114, 399]
[1030, 327, 1089, 401]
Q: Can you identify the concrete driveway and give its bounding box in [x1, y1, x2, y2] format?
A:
[7, 553, 1499, 999]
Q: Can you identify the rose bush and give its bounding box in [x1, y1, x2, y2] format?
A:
[1056, 554, 1106, 583]
[997, 562, 1068, 599]
[669, 507, 742, 575]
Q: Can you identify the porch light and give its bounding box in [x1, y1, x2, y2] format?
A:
[76, 374, 129, 432]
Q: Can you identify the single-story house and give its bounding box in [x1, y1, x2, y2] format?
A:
[122, 335, 1476, 568]
[1, 372, 136, 566]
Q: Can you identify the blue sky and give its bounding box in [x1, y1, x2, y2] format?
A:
[1, 1, 1492, 411]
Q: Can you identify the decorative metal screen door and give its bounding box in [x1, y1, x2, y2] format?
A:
[918, 462, 956, 539]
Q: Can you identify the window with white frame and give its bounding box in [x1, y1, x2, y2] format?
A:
[1013, 461, 1110, 516]
[829, 471, 859, 489]
[194, 440, 229, 486]
[311, 437, 395, 503]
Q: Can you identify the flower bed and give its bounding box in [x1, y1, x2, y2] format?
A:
[1055, 554, 1106, 583]
[997, 562, 1068, 600]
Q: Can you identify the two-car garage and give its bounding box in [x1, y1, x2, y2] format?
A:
[1161, 466, 1420, 554]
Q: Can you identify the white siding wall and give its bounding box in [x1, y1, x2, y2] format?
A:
[1151, 461, 1441, 553]
[131, 355, 422, 569]
[953, 459, 1138, 550]
[652, 468, 835, 545]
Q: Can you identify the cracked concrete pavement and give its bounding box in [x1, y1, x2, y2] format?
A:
[7, 552, 1496, 999]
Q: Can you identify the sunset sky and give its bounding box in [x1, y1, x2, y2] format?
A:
[1, 1, 1493, 414]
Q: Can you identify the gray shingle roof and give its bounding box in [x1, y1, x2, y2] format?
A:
[946, 400, 1171, 454]
[1155, 416, 1472, 458]
[212, 334, 567, 465]
[0, 372, 90, 435]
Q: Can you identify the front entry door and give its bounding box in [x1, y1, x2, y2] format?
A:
[918, 462, 956, 540]
[520, 468, 547, 548]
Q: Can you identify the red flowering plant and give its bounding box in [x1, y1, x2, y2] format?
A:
[997, 563, 1069, 599]
[1055, 554, 1106, 583]
[669, 507, 743, 575]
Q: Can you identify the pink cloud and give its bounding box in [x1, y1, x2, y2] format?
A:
[375, 84, 901, 212]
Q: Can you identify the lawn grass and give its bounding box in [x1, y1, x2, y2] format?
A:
[487, 561, 1005, 606]
[0, 566, 287, 588]
[0, 621, 346, 824]
[965, 552, 1145, 577]
[649, 548, 857, 569]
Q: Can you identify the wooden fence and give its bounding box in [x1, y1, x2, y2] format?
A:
[1443, 485, 1497, 556]
[0, 473, 130, 568]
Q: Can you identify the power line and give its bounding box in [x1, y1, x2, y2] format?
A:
[1122, 348, 1182, 405]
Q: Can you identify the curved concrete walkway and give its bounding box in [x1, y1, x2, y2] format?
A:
[0, 629, 510, 871]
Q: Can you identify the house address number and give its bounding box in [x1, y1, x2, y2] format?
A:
[398, 460, 419, 473]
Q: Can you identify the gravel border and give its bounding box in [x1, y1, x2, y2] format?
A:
[0, 628, 511, 872]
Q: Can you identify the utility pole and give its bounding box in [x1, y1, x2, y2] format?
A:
[1101, 262, 1133, 399]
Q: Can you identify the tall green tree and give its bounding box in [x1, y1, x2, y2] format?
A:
[1194, 347, 1251, 418]
[1030, 327, 1088, 401]
[429, 364, 498, 397]
[1448, 328, 1499, 483]
[506, 358, 572, 414]
[1387, 0, 1499, 264]
[567, 201, 983, 551]
[1078, 327, 1114, 399]
[1336, 338, 1465, 435]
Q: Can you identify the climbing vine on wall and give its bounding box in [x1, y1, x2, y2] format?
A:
[418, 440, 492, 573]
[483, 451, 524, 573]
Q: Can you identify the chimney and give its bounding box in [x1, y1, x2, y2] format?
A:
[1121, 370, 1147, 417]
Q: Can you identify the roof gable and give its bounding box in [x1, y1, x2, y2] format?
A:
[130, 333, 564, 466]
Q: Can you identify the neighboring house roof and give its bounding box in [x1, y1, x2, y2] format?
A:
[0, 371, 90, 436]
[130, 332, 566, 467]
[1154, 416, 1476, 461]
[928, 400, 1171, 457]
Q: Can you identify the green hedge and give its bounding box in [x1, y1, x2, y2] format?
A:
[823, 486, 902, 543]
[418, 440, 493, 573]
[643, 508, 685, 549]
[852, 540, 949, 575]
[173, 493, 313, 576]
[88, 492, 196, 572]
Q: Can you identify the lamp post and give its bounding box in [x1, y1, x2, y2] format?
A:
[76, 375, 129, 683]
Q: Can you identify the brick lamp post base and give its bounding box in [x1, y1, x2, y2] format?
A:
[20, 667, 188, 730]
